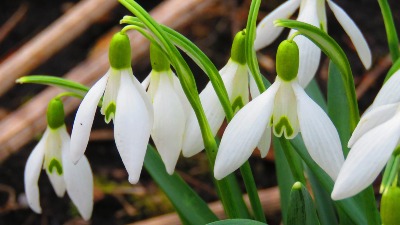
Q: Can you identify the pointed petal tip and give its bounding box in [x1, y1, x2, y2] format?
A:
[128, 175, 139, 184]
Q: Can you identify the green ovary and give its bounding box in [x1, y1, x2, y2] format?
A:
[274, 116, 294, 138]
[48, 158, 63, 175]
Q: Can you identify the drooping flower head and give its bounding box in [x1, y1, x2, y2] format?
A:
[182, 31, 254, 157]
[254, 0, 371, 88]
[214, 39, 344, 180]
[70, 32, 153, 184]
[332, 70, 400, 200]
[25, 99, 93, 220]
[142, 44, 191, 174]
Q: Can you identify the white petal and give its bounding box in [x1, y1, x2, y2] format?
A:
[348, 103, 399, 147]
[182, 82, 225, 157]
[327, 0, 372, 69]
[249, 71, 261, 99]
[45, 129, 66, 198]
[24, 129, 49, 214]
[172, 72, 192, 115]
[70, 73, 108, 163]
[289, 0, 321, 88]
[332, 112, 400, 200]
[214, 81, 281, 180]
[152, 73, 186, 174]
[129, 70, 154, 123]
[370, 70, 400, 109]
[61, 129, 93, 221]
[254, 0, 301, 50]
[141, 74, 151, 89]
[293, 82, 344, 180]
[257, 128, 272, 158]
[114, 71, 153, 184]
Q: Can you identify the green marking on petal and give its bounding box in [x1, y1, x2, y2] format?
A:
[231, 96, 244, 113]
[48, 158, 63, 175]
[274, 116, 294, 138]
[104, 102, 116, 123]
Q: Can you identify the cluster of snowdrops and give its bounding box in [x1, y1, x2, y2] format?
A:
[19, 0, 400, 224]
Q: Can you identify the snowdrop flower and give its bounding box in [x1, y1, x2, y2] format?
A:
[182, 31, 255, 157]
[214, 40, 344, 180]
[70, 32, 153, 184]
[25, 99, 93, 220]
[141, 44, 190, 174]
[332, 70, 400, 200]
[254, 0, 371, 87]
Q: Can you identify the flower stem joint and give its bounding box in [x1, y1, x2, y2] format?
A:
[276, 40, 299, 82]
[150, 44, 170, 72]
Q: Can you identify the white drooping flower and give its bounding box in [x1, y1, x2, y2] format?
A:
[141, 44, 191, 174]
[182, 31, 255, 157]
[70, 32, 153, 184]
[214, 40, 344, 181]
[254, 0, 372, 88]
[25, 99, 93, 220]
[332, 70, 400, 200]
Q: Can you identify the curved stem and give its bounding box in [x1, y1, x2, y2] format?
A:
[378, 0, 400, 62]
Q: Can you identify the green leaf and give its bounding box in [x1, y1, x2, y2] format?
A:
[274, 19, 359, 130]
[144, 145, 218, 225]
[287, 182, 320, 225]
[273, 137, 295, 224]
[327, 62, 351, 156]
[378, 0, 400, 61]
[207, 219, 267, 225]
[16, 75, 89, 97]
[384, 57, 400, 83]
[289, 137, 367, 225]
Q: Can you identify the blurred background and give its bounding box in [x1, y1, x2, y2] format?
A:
[0, 0, 399, 224]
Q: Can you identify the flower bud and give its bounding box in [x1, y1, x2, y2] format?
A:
[381, 186, 400, 225]
[230, 30, 246, 65]
[109, 32, 132, 69]
[150, 44, 170, 72]
[47, 98, 65, 129]
[276, 40, 299, 81]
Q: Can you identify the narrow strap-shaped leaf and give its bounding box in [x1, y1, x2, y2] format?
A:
[273, 137, 295, 224]
[17, 75, 89, 97]
[144, 145, 218, 225]
[290, 137, 367, 225]
[328, 62, 381, 225]
[207, 219, 267, 225]
[384, 57, 400, 83]
[378, 0, 400, 62]
[287, 182, 320, 225]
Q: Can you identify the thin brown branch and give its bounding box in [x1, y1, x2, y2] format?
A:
[0, 0, 219, 162]
[0, 3, 28, 44]
[0, 0, 118, 96]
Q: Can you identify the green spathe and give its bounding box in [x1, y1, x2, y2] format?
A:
[381, 186, 400, 225]
[276, 40, 299, 81]
[150, 44, 170, 71]
[231, 30, 247, 65]
[109, 32, 132, 69]
[47, 99, 65, 129]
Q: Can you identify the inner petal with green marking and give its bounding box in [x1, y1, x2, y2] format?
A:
[101, 69, 121, 123]
[48, 158, 63, 175]
[273, 80, 299, 139]
[104, 102, 116, 123]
